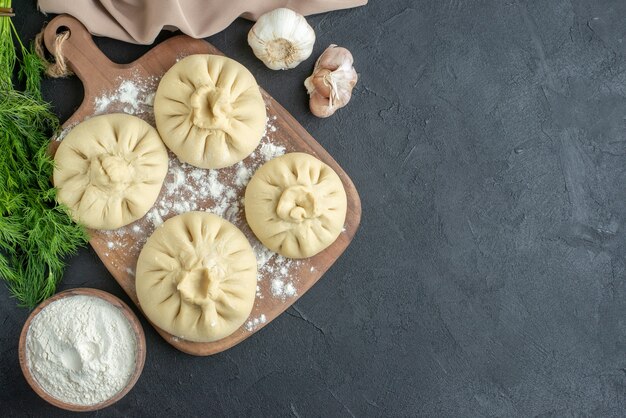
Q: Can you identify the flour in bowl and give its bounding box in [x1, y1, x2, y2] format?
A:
[25, 295, 137, 406]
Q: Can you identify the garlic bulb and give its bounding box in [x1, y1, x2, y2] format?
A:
[304, 44, 358, 118]
[248, 8, 315, 70]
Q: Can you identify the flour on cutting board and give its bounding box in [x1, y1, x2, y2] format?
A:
[94, 76, 157, 116]
[52, 122, 78, 142]
[86, 74, 299, 330]
[245, 314, 267, 332]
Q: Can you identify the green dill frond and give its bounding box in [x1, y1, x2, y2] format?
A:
[0, 3, 89, 308]
[0, 0, 16, 89]
[20, 45, 46, 98]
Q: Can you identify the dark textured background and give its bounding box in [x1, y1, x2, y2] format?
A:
[3, 0, 626, 416]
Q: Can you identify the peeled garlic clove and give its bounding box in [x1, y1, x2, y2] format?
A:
[304, 44, 358, 118]
[248, 8, 316, 70]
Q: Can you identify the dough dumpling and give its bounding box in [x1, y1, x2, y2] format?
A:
[53, 114, 168, 230]
[154, 54, 266, 169]
[136, 212, 257, 342]
[245, 152, 347, 258]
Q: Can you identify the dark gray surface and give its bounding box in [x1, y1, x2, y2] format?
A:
[3, 0, 626, 416]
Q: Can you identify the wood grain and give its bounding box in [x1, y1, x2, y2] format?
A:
[18, 288, 146, 412]
[44, 15, 361, 356]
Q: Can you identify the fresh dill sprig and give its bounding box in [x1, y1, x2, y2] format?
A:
[0, 0, 89, 308]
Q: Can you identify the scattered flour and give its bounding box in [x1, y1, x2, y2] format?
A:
[245, 314, 267, 332]
[94, 77, 157, 116]
[235, 163, 252, 187]
[284, 282, 297, 297]
[25, 295, 137, 406]
[254, 243, 275, 271]
[271, 279, 284, 296]
[146, 208, 164, 227]
[166, 164, 186, 194]
[259, 142, 285, 161]
[52, 123, 78, 142]
[270, 277, 298, 299]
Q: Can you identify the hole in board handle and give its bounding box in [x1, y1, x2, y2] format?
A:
[55, 25, 71, 37]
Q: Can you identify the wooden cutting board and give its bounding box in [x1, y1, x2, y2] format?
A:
[44, 15, 361, 356]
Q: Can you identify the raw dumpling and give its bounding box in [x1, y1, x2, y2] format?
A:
[136, 212, 257, 342]
[154, 54, 266, 169]
[245, 152, 347, 258]
[53, 114, 168, 230]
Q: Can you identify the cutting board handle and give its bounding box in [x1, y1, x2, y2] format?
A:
[44, 15, 125, 93]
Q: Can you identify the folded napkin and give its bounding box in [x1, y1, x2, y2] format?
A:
[38, 0, 367, 44]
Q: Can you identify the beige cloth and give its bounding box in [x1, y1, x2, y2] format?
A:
[38, 0, 367, 45]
